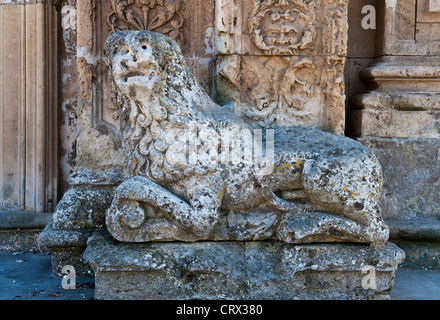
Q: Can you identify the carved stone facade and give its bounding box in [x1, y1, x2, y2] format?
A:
[346, 0, 440, 238]
[108, 0, 185, 46]
[1, 0, 440, 300]
[348, 0, 440, 139]
[216, 0, 348, 134]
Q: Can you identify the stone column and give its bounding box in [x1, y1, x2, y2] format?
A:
[349, 0, 440, 139]
[0, 0, 59, 214]
[348, 0, 440, 268]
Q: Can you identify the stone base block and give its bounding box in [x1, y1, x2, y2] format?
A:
[37, 222, 96, 276]
[349, 108, 440, 139]
[84, 235, 405, 300]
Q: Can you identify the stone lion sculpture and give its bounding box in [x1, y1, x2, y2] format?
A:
[103, 30, 389, 244]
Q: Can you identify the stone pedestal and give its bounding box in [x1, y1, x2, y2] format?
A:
[38, 222, 94, 276]
[37, 167, 124, 275]
[84, 233, 404, 300]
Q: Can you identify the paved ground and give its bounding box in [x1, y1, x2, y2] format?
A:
[0, 252, 439, 300]
[391, 269, 440, 300]
[0, 252, 94, 300]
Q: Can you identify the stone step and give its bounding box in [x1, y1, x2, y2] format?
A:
[387, 220, 440, 271]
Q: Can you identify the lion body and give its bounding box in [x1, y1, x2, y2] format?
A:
[104, 30, 389, 244]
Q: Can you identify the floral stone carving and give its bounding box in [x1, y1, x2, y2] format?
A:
[108, 0, 184, 45]
[103, 30, 390, 244]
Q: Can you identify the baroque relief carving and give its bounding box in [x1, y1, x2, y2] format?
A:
[249, 0, 316, 55]
[244, 58, 316, 127]
[215, 0, 242, 53]
[323, 57, 346, 133]
[108, 0, 184, 45]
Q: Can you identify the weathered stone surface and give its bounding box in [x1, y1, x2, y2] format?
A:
[358, 138, 440, 221]
[39, 167, 125, 271]
[389, 220, 440, 242]
[349, 57, 440, 138]
[0, 211, 52, 229]
[50, 168, 125, 230]
[84, 234, 405, 300]
[103, 30, 389, 245]
[37, 222, 96, 275]
[68, 167, 125, 186]
[73, 0, 216, 176]
[215, 0, 348, 57]
[378, 0, 440, 56]
[215, 0, 348, 133]
[360, 57, 440, 92]
[349, 109, 440, 139]
[217, 55, 346, 133]
[0, 1, 59, 212]
[52, 187, 114, 230]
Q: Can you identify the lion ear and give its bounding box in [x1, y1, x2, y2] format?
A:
[104, 31, 130, 67]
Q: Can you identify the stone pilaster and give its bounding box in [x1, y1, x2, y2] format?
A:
[0, 0, 59, 213]
[349, 0, 440, 137]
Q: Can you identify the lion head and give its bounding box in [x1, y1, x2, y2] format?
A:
[104, 31, 200, 184]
